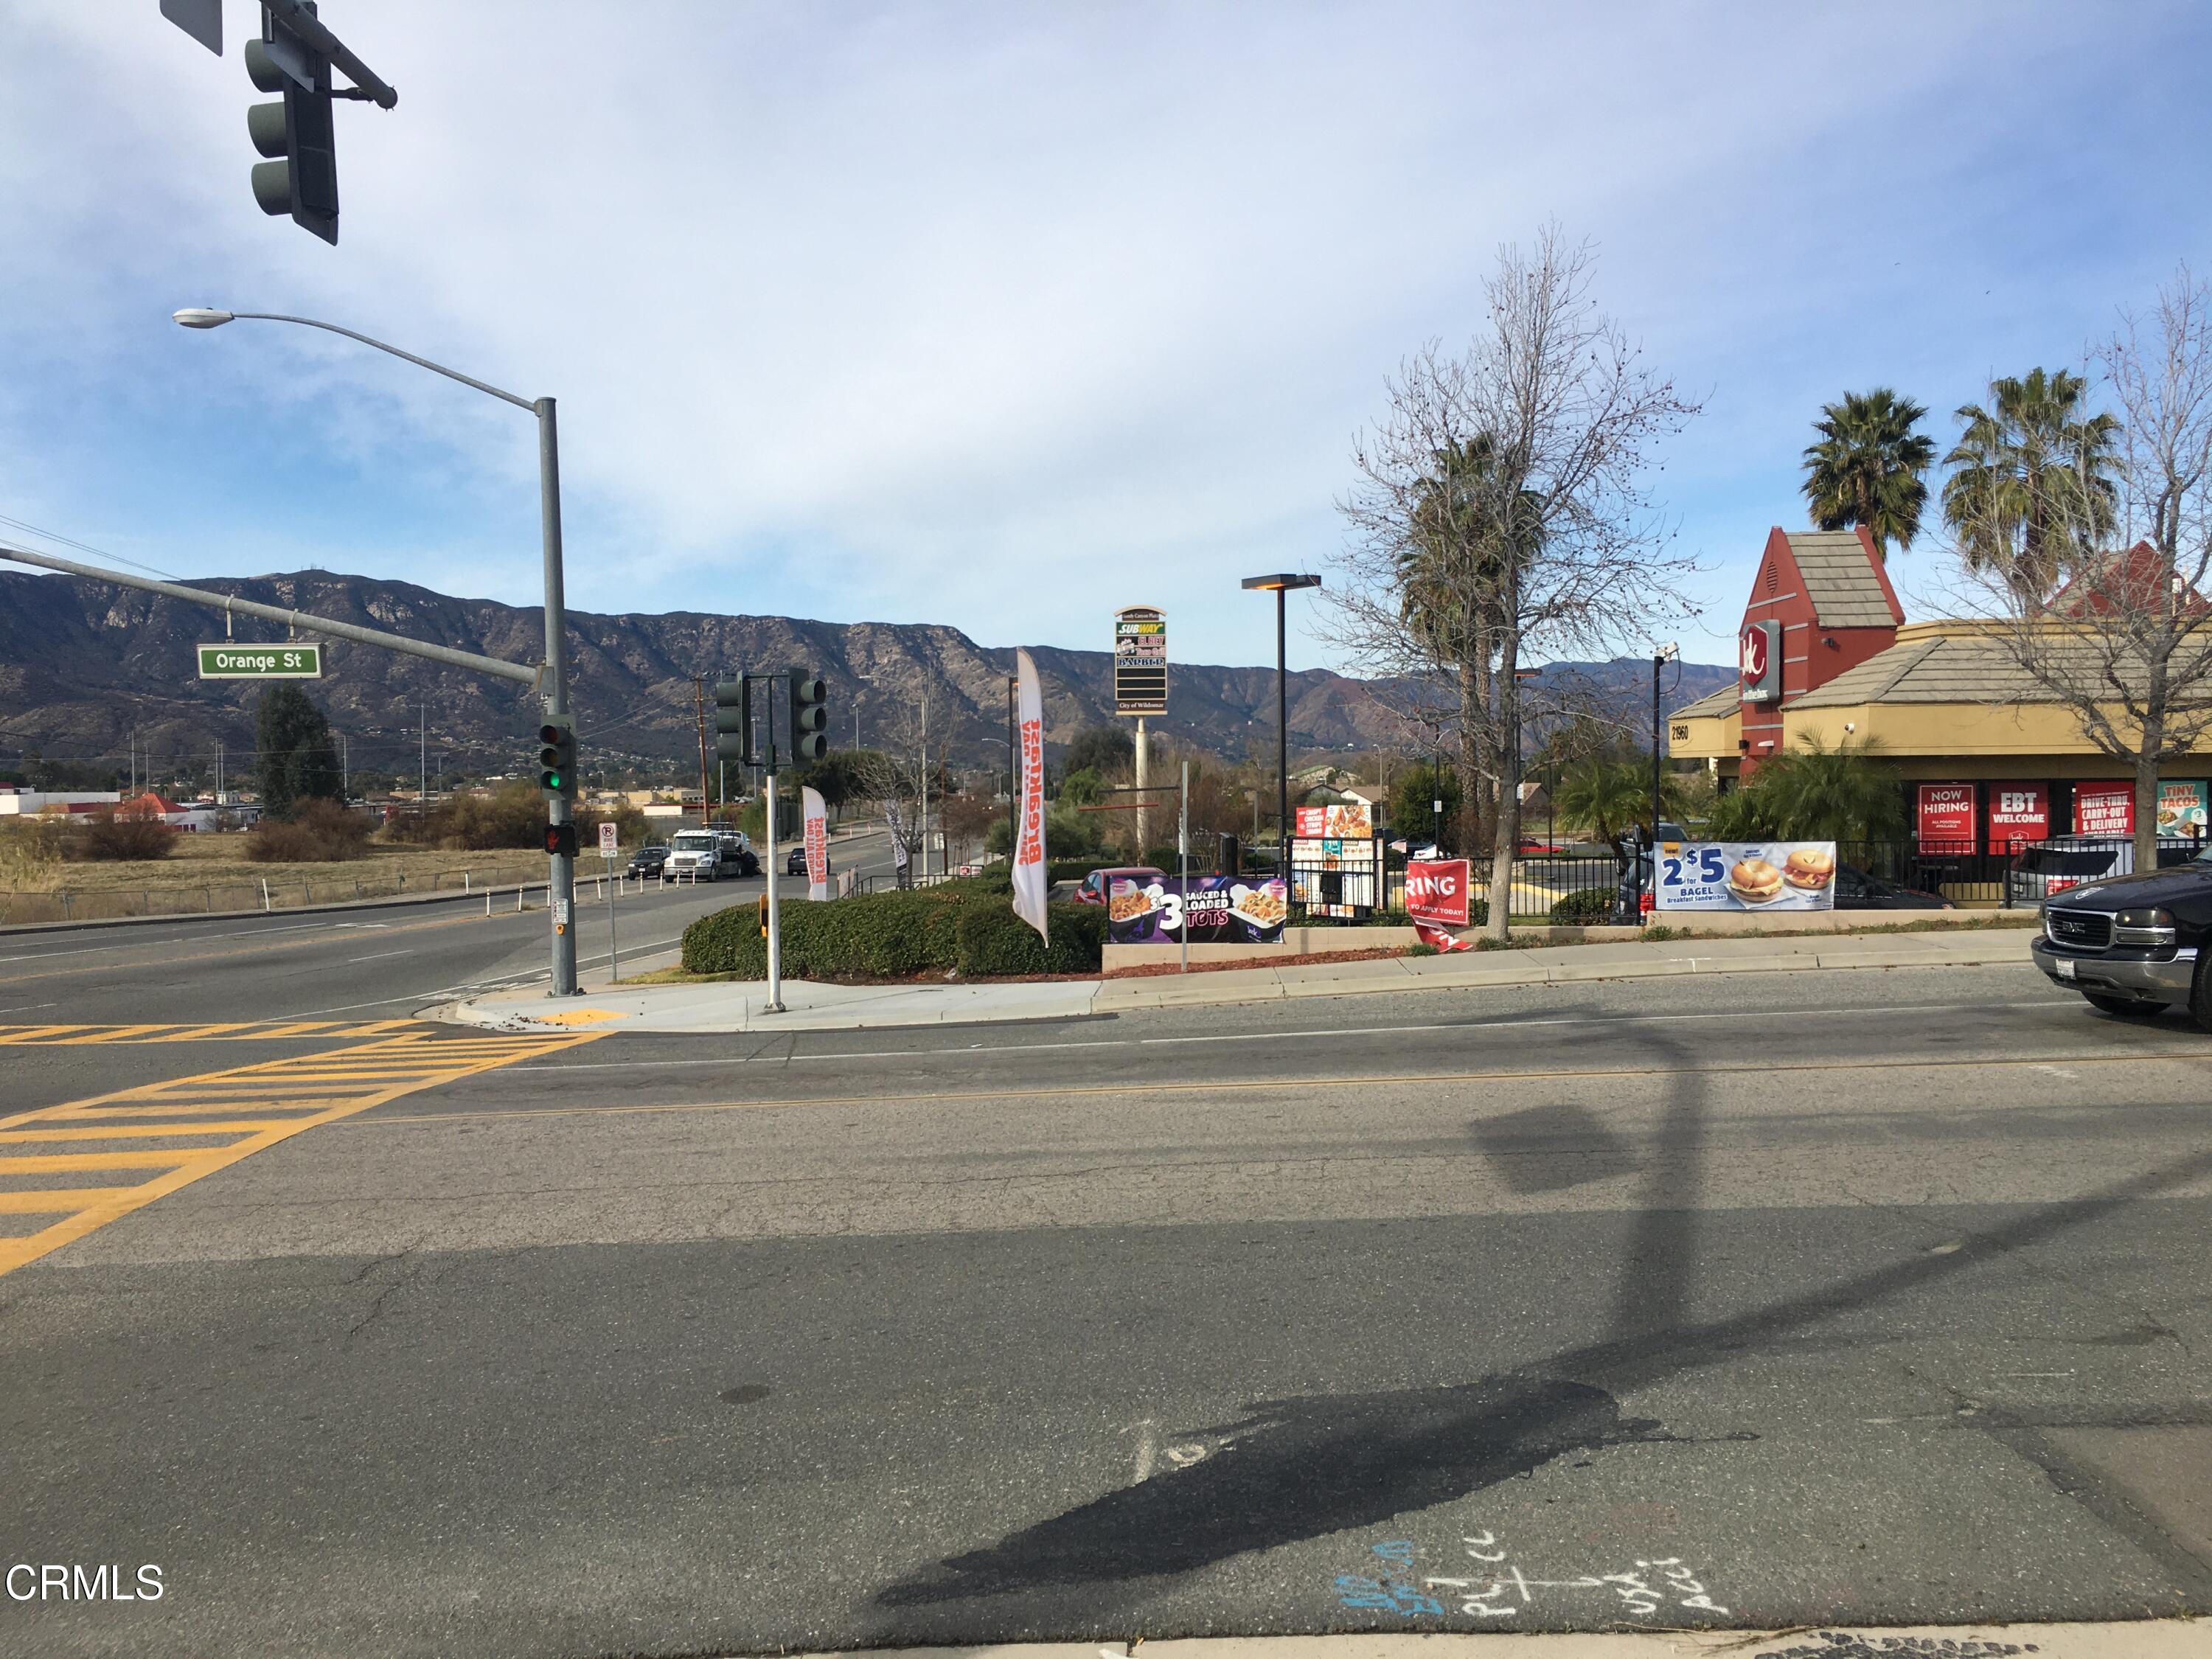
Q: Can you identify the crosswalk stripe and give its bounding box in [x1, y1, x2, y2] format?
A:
[0, 1020, 436, 1046]
[0, 1188, 142, 1214]
[0, 1030, 601, 1276]
[0, 1150, 203, 1174]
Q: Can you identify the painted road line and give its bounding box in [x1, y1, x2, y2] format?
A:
[357, 1043, 2212, 1128]
[0, 1030, 600, 1279]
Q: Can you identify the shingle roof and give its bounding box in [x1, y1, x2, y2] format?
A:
[1786, 530, 1901, 630]
[1791, 632, 2056, 707]
[1669, 682, 1741, 720]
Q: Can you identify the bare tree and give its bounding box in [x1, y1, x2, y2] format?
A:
[1329, 225, 1701, 939]
[1941, 268, 2212, 872]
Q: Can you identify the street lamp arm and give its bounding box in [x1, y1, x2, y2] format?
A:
[223, 313, 536, 411]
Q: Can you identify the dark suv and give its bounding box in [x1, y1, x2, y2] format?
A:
[2029, 845, 2212, 1028]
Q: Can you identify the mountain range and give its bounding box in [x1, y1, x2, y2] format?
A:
[0, 567, 1733, 785]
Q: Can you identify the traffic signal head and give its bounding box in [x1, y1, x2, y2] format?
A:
[714, 678, 754, 767]
[538, 717, 577, 796]
[543, 821, 578, 859]
[788, 672, 828, 764]
[244, 18, 338, 245]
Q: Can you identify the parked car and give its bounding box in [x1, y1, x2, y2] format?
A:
[2030, 844, 2212, 1027]
[625, 844, 670, 881]
[1071, 866, 1166, 905]
[1832, 866, 1952, 909]
[1615, 852, 1952, 920]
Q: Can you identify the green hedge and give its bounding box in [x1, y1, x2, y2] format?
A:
[681, 888, 1103, 979]
[1546, 888, 1615, 925]
[955, 902, 1103, 975]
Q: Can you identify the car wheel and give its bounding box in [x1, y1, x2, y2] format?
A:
[2192, 953, 2212, 1035]
[2084, 992, 2166, 1018]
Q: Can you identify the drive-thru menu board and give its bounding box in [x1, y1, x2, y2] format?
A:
[1655, 841, 1839, 911]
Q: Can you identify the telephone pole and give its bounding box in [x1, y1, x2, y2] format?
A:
[693, 677, 712, 825]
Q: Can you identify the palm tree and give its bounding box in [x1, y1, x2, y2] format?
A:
[1941, 368, 2121, 607]
[1721, 737, 1903, 855]
[1554, 756, 1690, 874]
[1801, 389, 1935, 560]
[1396, 435, 1541, 660]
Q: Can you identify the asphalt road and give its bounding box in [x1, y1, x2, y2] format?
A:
[3, 935, 2211, 1655]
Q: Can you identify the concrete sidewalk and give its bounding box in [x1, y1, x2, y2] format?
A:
[445, 927, 2037, 1034]
[788, 1625, 2208, 1658]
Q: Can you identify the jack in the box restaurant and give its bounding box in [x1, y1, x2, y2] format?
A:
[1669, 528, 2211, 894]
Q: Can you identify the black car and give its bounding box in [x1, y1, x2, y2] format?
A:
[1616, 852, 1950, 920]
[625, 845, 669, 880]
[786, 844, 810, 877]
[2029, 846, 2212, 1028]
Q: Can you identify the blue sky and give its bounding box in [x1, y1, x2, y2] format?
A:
[3, 1, 2208, 672]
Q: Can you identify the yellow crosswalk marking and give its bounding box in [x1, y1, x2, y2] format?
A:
[0, 1188, 141, 1213]
[0, 1020, 433, 1046]
[0, 1030, 599, 1277]
[0, 1150, 198, 1173]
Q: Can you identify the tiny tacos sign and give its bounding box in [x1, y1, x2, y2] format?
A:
[1405, 858, 1475, 950]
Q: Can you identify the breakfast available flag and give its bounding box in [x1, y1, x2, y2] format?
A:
[801, 786, 830, 901]
[1011, 648, 1048, 942]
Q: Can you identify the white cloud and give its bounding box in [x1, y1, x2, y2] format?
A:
[1, 1, 2208, 669]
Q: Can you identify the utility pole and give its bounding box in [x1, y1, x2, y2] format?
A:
[419, 703, 427, 807]
[340, 732, 348, 800]
[693, 677, 711, 826]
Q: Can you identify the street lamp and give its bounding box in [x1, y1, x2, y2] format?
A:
[177, 305, 581, 995]
[1648, 641, 1680, 917]
[1240, 573, 1321, 865]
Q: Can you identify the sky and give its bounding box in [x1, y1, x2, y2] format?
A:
[2, 1, 2209, 674]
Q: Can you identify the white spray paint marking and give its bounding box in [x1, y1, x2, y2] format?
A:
[1127, 1418, 1155, 1483]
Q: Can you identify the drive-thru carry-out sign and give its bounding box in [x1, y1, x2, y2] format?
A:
[198, 644, 321, 678]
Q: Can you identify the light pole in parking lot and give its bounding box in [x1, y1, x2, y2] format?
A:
[1242, 573, 1322, 866]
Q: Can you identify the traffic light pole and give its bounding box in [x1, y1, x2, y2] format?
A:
[538, 397, 577, 996]
[764, 762, 784, 1014]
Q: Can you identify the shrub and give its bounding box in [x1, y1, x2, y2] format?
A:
[680, 888, 1103, 979]
[955, 902, 1103, 975]
[246, 799, 372, 863]
[1547, 887, 1616, 925]
[682, 888, 967, 978]
[73, 808, 177, 862]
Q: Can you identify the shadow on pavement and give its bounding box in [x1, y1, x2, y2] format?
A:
[877, 993, 2212, 1614]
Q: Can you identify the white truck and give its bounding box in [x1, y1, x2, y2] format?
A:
[665, 828, 757, 881]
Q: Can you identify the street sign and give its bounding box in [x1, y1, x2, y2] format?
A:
[599, 821, 618, 857]
[1114, 605, 1166, 714]
[198, 643, 322, 678]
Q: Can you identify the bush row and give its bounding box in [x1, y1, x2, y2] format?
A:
[681, 888, 1105, 980]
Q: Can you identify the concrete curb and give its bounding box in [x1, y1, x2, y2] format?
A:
[774, 1620, 2210, 1658]
[444, 931, 2040, 1034]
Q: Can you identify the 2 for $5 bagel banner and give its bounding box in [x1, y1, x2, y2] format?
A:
[1655, 841, 1839, 911]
